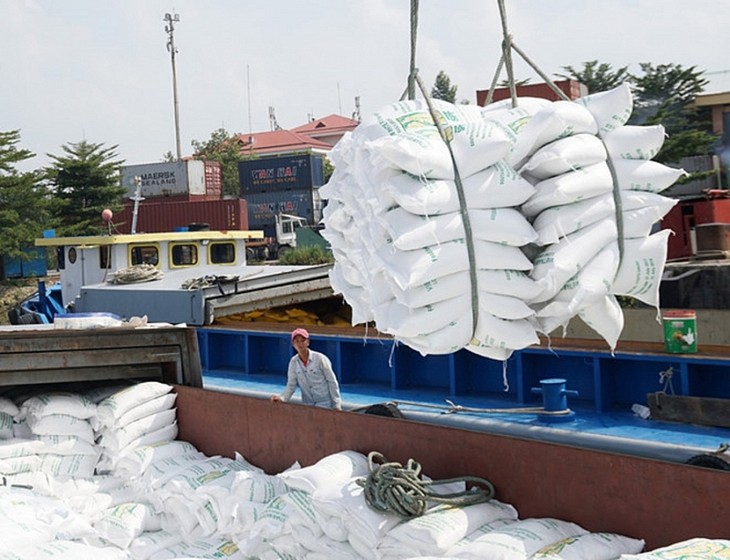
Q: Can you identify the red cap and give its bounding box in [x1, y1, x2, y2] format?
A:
[291, 327, 310, 342]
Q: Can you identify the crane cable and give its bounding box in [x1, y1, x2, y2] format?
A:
[357, 451, 495, 519]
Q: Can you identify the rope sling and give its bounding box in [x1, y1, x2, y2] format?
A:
[356, 451, 496, 519]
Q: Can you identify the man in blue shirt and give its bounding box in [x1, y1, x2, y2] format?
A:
[271, 328, 342, 410]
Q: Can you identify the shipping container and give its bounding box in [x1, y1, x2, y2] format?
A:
[121, 160, 223, 200]
[1, 248, 47, 279]
[477, 79, 587, 105]
[238, 154, 325, 193]
[116, 199, 249, 234]
[243, 188, 321, 237]
[662, 197, 730, 259]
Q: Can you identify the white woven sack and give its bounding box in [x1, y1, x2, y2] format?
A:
[278, 450, 369, 494]
[520, 133, 607, 181]
[603, 124, 665, 160]
[38, 453, 99, 478]
[576, 82, 633, 136]
[401, 317, 474, 357]
[536, 242, 620, 318]
[100, 408, 177, 452]
[578, 295, 625, 351]
[374, 294, 470, 338]
[620, 191, 678, 238]
[27, 413, 95, 444]
[618, 537, 730, 559]
[384, 207, 537, 251]
[114, 439, 200, 479]
[530, 218, 619, 304]
[377, 238, 533, 291]
[96, 382, 173, 429]
[611, 229, 672, 307]
[521, 162, 614, 219]
[18, 392, 96, 422]
[361, 99, 512, 179]
[472, 310, 540, 352]
[0, 438, 44, 459]
[0, 396, 19, 417]
[532, 193, 616, 245]
[614, 159, 687, 193]
[531, 531, 645, 559]
[518, 99, 599, 155]
[0, 540, 128, 560]
[0, 413, 12, 439]
[382, 161, 535, 216]
[445, 517, 587, 560]
[479, 98, 552, 166]
[378, 500, 518, 557]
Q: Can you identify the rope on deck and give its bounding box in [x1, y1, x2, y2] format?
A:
[357, 451, 495, 519]
[107, 264, 164, 284]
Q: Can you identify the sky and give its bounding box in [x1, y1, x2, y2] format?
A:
[3, 0, 730, 173]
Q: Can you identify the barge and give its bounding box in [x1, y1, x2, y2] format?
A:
[1, 324, 729, 553]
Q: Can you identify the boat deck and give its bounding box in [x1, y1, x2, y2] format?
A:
[203, 361, 730, 465]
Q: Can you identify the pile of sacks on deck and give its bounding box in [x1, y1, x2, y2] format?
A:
[0, 384, 651, 559]
[320, 83, 683, 359]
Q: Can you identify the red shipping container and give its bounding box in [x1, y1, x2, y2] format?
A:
[476, 79, 587, 106]
[116, 199, 249, 234]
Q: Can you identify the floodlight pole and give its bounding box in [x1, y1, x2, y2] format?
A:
[164, 12, 182, 161]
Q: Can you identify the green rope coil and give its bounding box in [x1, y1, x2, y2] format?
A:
[356, 451, 496, 519]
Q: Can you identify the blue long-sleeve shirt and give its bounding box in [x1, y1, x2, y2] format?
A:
[280, 350, 342, 410]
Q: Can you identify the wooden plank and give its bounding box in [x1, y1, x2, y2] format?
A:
[648, 392, 730, 428]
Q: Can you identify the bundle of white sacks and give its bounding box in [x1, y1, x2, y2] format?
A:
[0, 383, 655, 559]
[320, 84, 684, 359]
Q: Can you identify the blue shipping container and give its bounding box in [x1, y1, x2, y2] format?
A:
[244, 189, 321, 237]
[3, 248, 47, 279]
[238, 154, 324, 193]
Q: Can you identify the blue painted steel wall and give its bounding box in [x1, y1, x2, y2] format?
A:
[196, 327, 730, 414]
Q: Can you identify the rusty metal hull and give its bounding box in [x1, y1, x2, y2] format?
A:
[174, 384, 730, 552]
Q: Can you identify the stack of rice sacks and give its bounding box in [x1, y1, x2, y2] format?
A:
[321, 83, 682, 358]
[3, 391, 100, 480]
[94, 381, 179, 474]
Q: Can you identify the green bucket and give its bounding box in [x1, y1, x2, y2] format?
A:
[662, 310, 698, 354]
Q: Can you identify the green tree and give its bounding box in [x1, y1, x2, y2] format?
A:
[0, 130, 51, 278]
[631, 63, 716, 166]
[431, 70, 458, 103]
[558, 60, 716, 167]
[556, 60, 630, 93]
[191, 128, 243, 197]
[45, 140, 126, 237]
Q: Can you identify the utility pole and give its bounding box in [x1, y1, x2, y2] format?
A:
[164, 12, 182, 161]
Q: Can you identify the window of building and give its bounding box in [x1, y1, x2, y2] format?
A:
[209, 241, 236, 264]
[130, 244, 160, 267]
[57, 247, 67, 270]
[171, 243, 198, 267]
[99, 246, 111, 270]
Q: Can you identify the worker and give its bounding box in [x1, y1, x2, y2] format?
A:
[270, 327, 342, 410]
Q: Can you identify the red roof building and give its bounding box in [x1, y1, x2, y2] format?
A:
[291, 114, 361, 148]
[236, 114, 360, 158]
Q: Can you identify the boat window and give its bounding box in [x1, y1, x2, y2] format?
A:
[57, 247, 66, 270]
[130, 244, 160, 267]
[209, 241, 236, 264]
[171, 243, 198, 267]
[98, 246, 111, 270]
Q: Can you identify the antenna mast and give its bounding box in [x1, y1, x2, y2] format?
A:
[164, 12, 182, 161]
